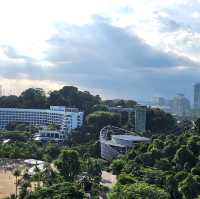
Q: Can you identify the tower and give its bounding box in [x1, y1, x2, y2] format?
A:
[194, 83, 200, 109]
[0, 85, 2, 97]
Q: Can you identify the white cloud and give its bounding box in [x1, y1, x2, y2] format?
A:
[0, 0, 200, 99]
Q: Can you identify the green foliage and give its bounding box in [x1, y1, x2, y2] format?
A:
[86, 111, 121, 139]
[0, 86, 101, 114]
[0, 131, 31, 142]
[195, 118, 200, 134]
[110, 131, 200, 199]
[178, 174, 200, 199]
[47, 86, 101, 114]
[135, 152, 155, 167]
[87, 111, 121, 130]
[117, 174, 136, 185]
[154, 159, 171, 171]
[55, 149, 80, 181]
[85, 158, 102, 179]
[25, 182, 84, 199]
[108, 181, 170, 199]
[20, 88, 47, 109]
[103, 99, 137, 108]
[173, 146, 197, 169]
[146, 108, 177, 134]
[0, 95, 20, 108]
[111, 159, 125, 175]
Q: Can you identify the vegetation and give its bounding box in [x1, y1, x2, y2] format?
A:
[146, 108, 177, 134]
[0, 86, 101, 114]
[109, 131, 200, 199]
[0, 86, 196, 199]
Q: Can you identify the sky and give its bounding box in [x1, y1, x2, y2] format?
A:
[0, 0, 200, 101]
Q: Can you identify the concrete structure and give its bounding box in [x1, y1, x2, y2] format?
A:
[34, 130, 64, 143]
[0, 106, 83, 131]
[108, 105, 146, 132]
[100, 126, 150, 160]
[194, 83, 200, 109]
[170, 94, 191, 116]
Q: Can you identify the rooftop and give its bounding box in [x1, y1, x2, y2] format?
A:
[112, 134, 150, 142]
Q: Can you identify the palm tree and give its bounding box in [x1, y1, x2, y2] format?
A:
[13, 169, 21, 198]
[42, 163, 55, 186]
[33, 164, 42, 189]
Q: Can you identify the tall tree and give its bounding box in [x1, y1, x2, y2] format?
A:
[13, 168, 21, 198]
[19, 88, 47, 108]
[146, 108, 177, 134]
[55, 149, 81, 181]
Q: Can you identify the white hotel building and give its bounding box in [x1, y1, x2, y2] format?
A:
[0, 106, 84, 131]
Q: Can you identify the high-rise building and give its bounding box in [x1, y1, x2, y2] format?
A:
[108, 105, 146, 132]
[170, 94, 191, 116]
[0, 85, 2, 97]
[153, 97, 166, 106]
[194, 83, 200, 109]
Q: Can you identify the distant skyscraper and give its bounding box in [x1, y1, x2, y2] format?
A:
[153, 97, 166, 106]
[0, 85, 2, 97]
[171, 94, 191, 116]
[194, 83, 200, 109]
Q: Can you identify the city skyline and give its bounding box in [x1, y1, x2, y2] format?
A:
[1, 82, 200, 104]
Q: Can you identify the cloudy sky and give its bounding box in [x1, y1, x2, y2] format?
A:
[0, 0, 200, 101]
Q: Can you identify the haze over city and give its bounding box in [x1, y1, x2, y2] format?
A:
[1, 0, 200, 100]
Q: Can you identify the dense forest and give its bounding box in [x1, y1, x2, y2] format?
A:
[109, 130, 200, 199]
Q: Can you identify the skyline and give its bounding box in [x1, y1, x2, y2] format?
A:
[1, 82, 200, 105]
[1, 0, 200, 100]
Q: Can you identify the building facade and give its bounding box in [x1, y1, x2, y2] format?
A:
[170, 94, 191, 116]
[0, 106, 84, 131]
[100, 126, 150, 160]
[108, 105, 146, 132]
[34, 130, 65, 143]
[194, 83, 200, 109]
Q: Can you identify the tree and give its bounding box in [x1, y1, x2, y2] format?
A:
[0, 95, 20, 108]
[135, 152, 155, 167]
[48, 86, 101, 114]
[195, 118, 200, 134]
[108, 181, 170, 199]
[178, 174, 200, 199]
[173, 146, 197, 169]
[103, 99, 137, 108]
[111, 159, 125, 175]
[55, 149, 80, 180]
[19, 88, 47, 108]
[86, 111, 121, 139]
[154, 159, 171, 171]
[165, 175, 181, 199]
[44, 144, 62, 162]
[117, 174, 136, 185]
[146, 108, 177, 134]
[41, 163, 56, 186]
[25, 182, 84, 199]
[86, 158, 102, 181]
[13, 168, 21, 198]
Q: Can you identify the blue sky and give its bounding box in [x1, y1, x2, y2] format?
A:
[0, 0, 200, 101]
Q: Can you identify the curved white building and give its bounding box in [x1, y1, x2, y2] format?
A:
[100, 126, 150, 161]
[0, 106, 84, 131]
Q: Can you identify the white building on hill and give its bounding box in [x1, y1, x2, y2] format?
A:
[0, 106, 84, 131]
